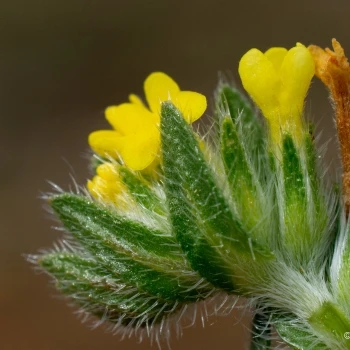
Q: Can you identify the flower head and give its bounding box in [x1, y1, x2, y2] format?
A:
[238, 43, 314, 145]
[89, 72, 207, 170]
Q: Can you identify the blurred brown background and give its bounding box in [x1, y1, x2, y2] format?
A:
[1, 0, 347, 349]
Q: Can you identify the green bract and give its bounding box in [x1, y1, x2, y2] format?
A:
[35, 84, 350, 349]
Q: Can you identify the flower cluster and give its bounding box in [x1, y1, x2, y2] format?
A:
[35, 40, 350, 350]
[239, 43, 314, 145]
[88, 72, 207, 171]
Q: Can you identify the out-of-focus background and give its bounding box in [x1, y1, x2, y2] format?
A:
[1, 0, 347, 349]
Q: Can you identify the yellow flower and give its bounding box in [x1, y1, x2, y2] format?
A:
[87, 163, 124, 204]
[89, 72, 207, 170]
[238, 43, 315, 145]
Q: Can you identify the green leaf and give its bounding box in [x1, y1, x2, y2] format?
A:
[39, 252, 181, 326]
[275, 318, 327, 350]
[308, 301, 350, 349]
[51, 194, 210, 302]
[160, 102, 273, 293]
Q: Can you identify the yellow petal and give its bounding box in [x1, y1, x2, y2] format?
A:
[264, 47, 288, 73]
[144, 72, 180, 114]
[105, 103, 157, 135]
[96, 163, 119, 181]
[87, 176, 100, 198]
[279, 43, 315, 115]
[87, 175, 122, 203]
[118, 127, 160, 170]
[129, 94, 145, 107]
[87, 176, 107, 199]
[88, 130, 123, 159]
[174, 91, 207, 123]
[238, 48, 280, 118]
[141, 157, 161, 178]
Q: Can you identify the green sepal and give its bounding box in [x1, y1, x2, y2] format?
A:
[250, 311, 272, 350]
[50, 194, 209, 301]
[304, 128, 328, 223]
[39, 252, 181, 326]
[304, 129, 333, 261]
[275, 318, 327, 350]
[119, 166, 166, 215]
[216, 84, 267, 173]
[282, 134, 306, 203]
[160, 102, 273, 293]
[304, 127, 320, 197]
[304, 129, 332, 248]
[281, 134, 309, 261]
[221, 116, 254, 188]
[216, 84, 258, 128]
[220, 116, 263, 232]
[335, 221, 350, 305]
[281, 133, 331, 266]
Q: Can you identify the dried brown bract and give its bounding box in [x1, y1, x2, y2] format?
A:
[309, 39, 350, 214]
